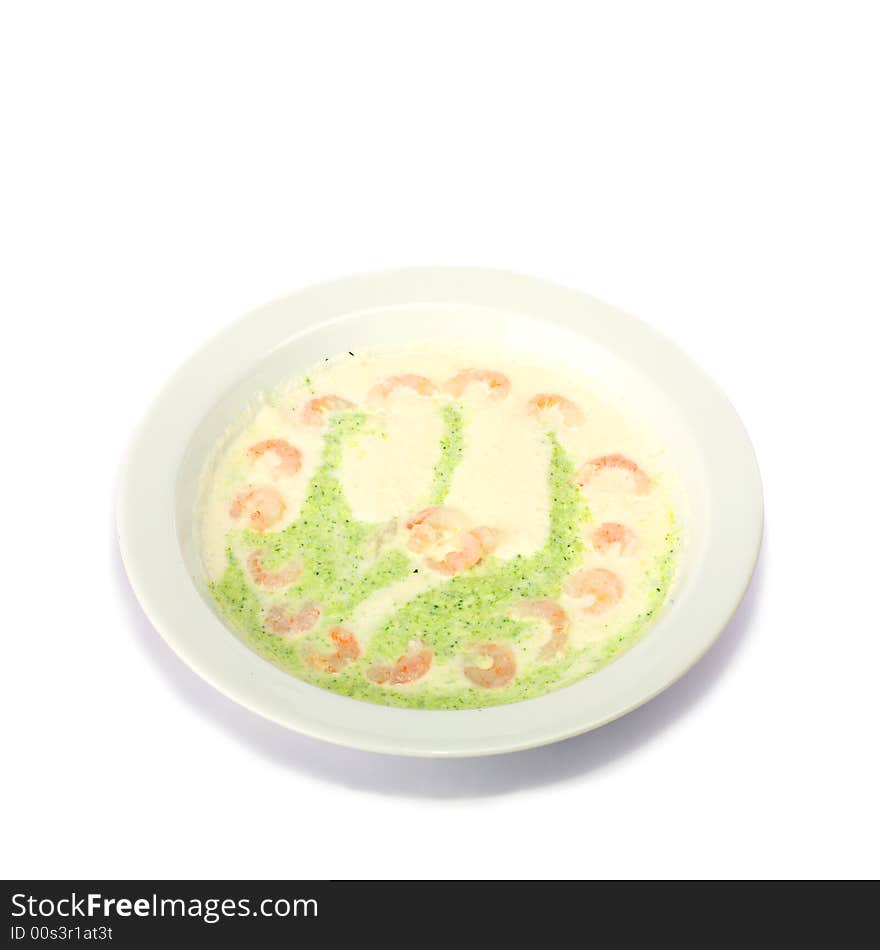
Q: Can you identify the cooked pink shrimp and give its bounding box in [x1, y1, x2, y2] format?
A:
[443, 369, 511, 400]
[367, 644, 433, 685]
[229, 485, 286, 532]
[564, 567, 624, 614]
[470, 525, 500, 555]
[426, 530, 485, 575]
[368, 374, 437, 401]
[308, 626, 361, 673]
[264, 602, 321, 636]
[247, 438, 303, 475]
[511, 599, 570, 659]
[300, 395, 355, 427]
[405, 506, 469, 553]
[246, 550, 302, 590]
[591, 522, 638, 555]
[463, 642, 516, 688]
[526, 393, 584, 426]
[406, 507, 496, 574]
[576, 453, 651, 495]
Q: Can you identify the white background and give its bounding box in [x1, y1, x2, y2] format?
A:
[2, 1, 878, 880]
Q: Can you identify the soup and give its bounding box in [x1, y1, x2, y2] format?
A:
[198, 343, 681, 709]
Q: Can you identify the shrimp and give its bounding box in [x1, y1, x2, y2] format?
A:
[246, 550, 302, 590]
[426, 530, 485, 575]
[406, 507, 496, 574]
[367, 643, 433, 685]
[443, 369, 510, 400]
[470, 525, 500, 555]
[229, 485, 286, 532]
[247, 438, 303, 476]
[463, 642, 516, 688]
[511, 599, 570, 659]
[576, 453, 651, 495]
[564, 567, 624, 614]
[308, 626, 361, 673]
[526, 393, 584, 426]
[300, 394, 355, 427]
[264, 602, 321, 636]
[591, 522, 638, 555]
[405, 506, 469, 553]
[368, 374, 436, 401]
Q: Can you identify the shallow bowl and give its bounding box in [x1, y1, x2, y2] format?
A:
[117, 268, 762, 756]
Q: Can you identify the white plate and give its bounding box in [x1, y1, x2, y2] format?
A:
[117, 268, 762, 757]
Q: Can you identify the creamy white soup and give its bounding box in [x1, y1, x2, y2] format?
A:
[198, 343, 681, 709]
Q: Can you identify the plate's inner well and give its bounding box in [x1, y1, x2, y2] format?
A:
[198, 342, 681, 709]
